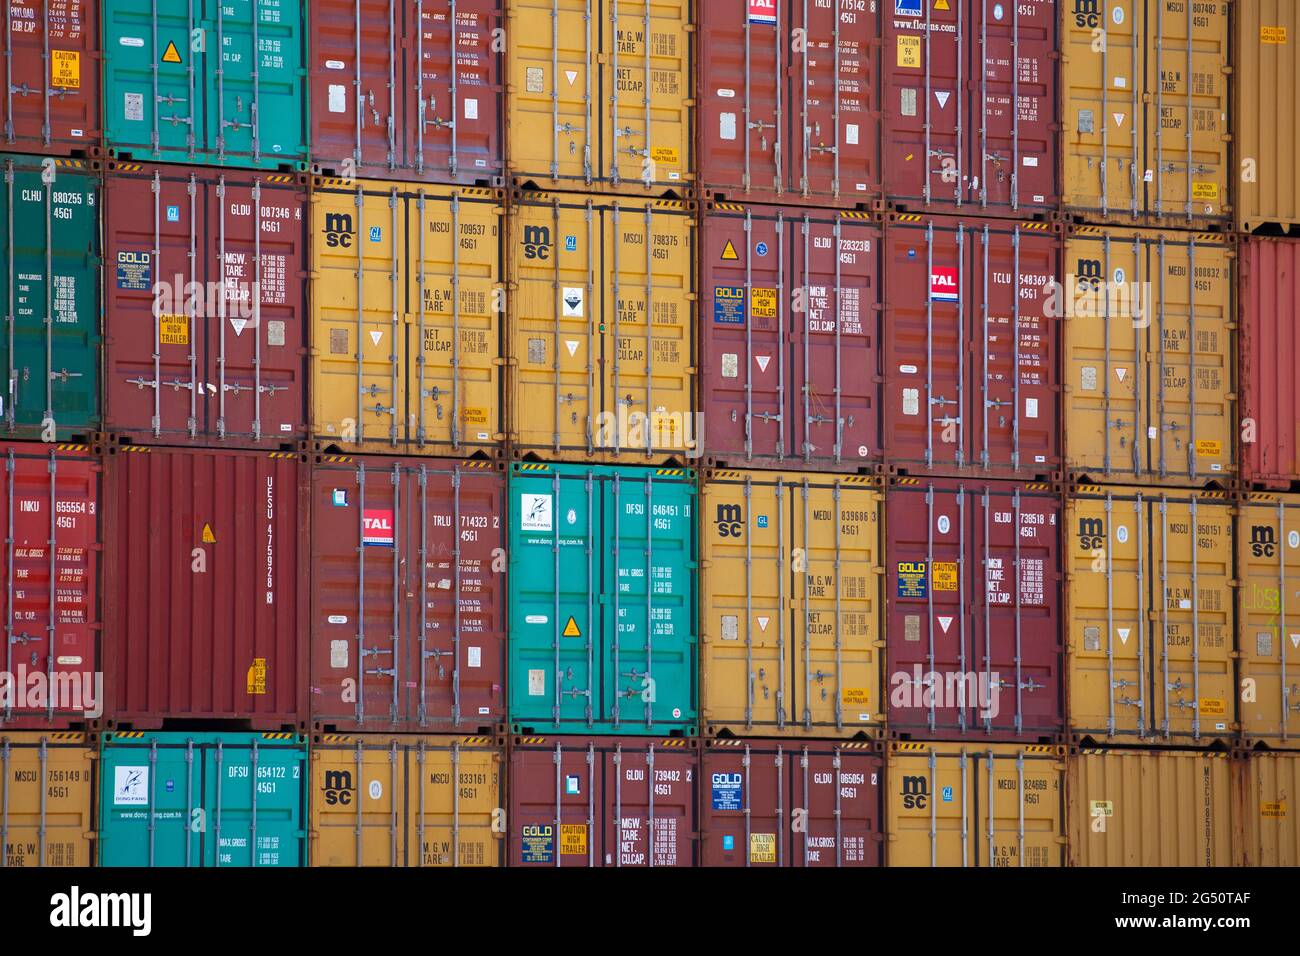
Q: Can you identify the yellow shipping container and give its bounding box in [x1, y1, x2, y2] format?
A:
[1235, 1, 1300, 233]
[699, 471, 883, 739]
[310, 178, 505, 456]
[1063, 227, 1234, 486]
[1235, 752, 1300, 866]
[1068, 749, 1233, 866]
[1066, 485, 1235, 745]
[310, 735, 503, 867]
[1237, 493, 1300, 749]
[509, 192, 696, 463]
[885, 742, 1065, 867]
[507, 0, 693, 197]
[1061, 0, 1230, 227]
[0, 732, 95, 867]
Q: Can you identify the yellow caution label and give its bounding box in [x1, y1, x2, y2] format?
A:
[563, 616, 582, 638]
[51, 50, 80, 89]
[460, 406, 488, 426]
[159, 314, 189, 346]
[1262, 801, 1287, 818]
[1090, 800, 1114, 817]
[934, 0, 950, 9]
[1191, 181, 1219, 201]
[842, 687, 870, 706]
[650, 146, 679, 167]
[560, 823, 588, 854]
[933, 561, 958, 591]
[749, 832, 777, 863]
[751, 288, 778, 319]
[897, 35, 921, 69]
[162, 40, 183, 64]
[721, 239, 740, 262]
[247, 658, 267, 696]
[202, 523, 217, 543]
[1199, 697, 1226, 717]
[1195, 439, 1222, 457]
[1261, 26, 1288, 44]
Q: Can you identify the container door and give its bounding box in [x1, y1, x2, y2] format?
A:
[980, 748, 1061, 866]
[1238, 499, 1300, 746]
[412, 739, 501, 867]
[309, 739, 402, 866]
[511, 741, 598, 867]
[205, 738, 305, 867]
[701, 744, 784, 867]
[1240, 755, 1300, 866]
[888, 748, 972, 866]
[2, 0, 99, 154]
[0, 735, 95, 867]
[99, 738, 203, 866]
[795, 746, 880, 867]
[603, 743, 693, 867]
[416, 3, 503, 182]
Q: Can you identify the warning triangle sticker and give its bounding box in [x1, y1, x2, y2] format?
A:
[565, 70, 578, 86]
[565, 340, 580, 356]
[757, 616, 770, 632]
[1291, 633, 1300, 649]
[1116, 368, 1127, 382]
[935, 91, 951, 109]
[756, 355, 771, 373]
[938, 616, 953, 633]
[1113, 112, 1126, 128]
[162, 40, 182, 65]
[935, 0, 950, 9]
[201, 523, 216, 543]
[230, 318, 247, 336]
[1117, 627, 1130, 645]
[721, 239, 740, 261]
[369, 330, 384, 346]
[562, 616, 581, 638]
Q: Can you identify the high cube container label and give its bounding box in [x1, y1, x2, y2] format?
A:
[104, 448, 305, 727]
[507, 0, 692, 195]
[697, 0, 881, 207]
[311, 179, 503, 455]
[1240, 239, 1300, 488]
[1066, 486, 1235, 744]
[103, 0, 309, 170]
[1, 1, 101, 155]
[1237, 753, 1300, 866]
[882, 0, 1058, 214]
[700, 471, 883, 737]
[885, 479, 1063, 739]
[510, 194, 695, 464]
[0, 155, 100, 439]
[309, 1, 503, 184]
[701, 741, 882, 867]
[311, 735, 503, 867]
[0, 732, 96, 866]
[102, 163, 307, 446]
[1061, 0, 1229, 226]
[0, 443, 99, 729]
[883, 217, 1060, 479]
[700, 205, 882, 469]
[1068, 750, 1233, 866]
[98, 732, 306, 867]
[508, 463, 696, 735]
[1237, 494, 1300, 748]
[886, 742, 1065, 867]
[1064, 229, 1234, 484]
[510, 737, 698, 866]
[310, 458, 506, 732]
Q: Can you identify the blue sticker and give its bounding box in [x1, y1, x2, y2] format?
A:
[166, 205, 180, 222]
[566, 775, 580, 795]
[565, 235, 578, 252]
[713, 286, 746, 325]
[520, 824, 555, 864]
[115, 250, 152, 290]
[723, 835, 735, 851]
[755, 241, 769, 257]
[757, 515, 769, 529]
[897, 561, 928, 598]
[369, 226, 382, 242]
[895, 0, 922, 14]
[711, 772, 743, 811]
[942, 786, 953, 803]
[908, 248, 917, 258]
[332, 489, 348, 507]
[165, 779, 175, 793]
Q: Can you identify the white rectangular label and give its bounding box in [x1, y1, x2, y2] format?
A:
[464, 98, 479, 120]
[520, 493, 553, 531]
[124, 92, 144, 122]
[328, 84, 347, 113]
[468, 646, 482, 668]
[113, 766, 149, 805]
[720, 112, 737, 141]
[325, 59, 346, 70]
[1025, 398, 1039, 419]
[1023, 156, 1038, 167]
[528, 669, 546, 696]
[846, 123, 859, 145]
[902, 388, 920, 416]
[330, 640, 348, 669]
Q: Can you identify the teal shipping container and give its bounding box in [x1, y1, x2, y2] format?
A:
[0, 154, 99, 439]
[98, 732, 307, 867]
[102, 0, 309, 170]
[508, 463, 698, 736]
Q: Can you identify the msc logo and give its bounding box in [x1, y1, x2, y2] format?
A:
[715, 503, 743, 538]
[324, 212, 354, 249]
[900, 774, 929, 810]
[1077, 517, 1105, 551]
[1076, 257, 1103, 290]
[1250, 525, 1276, 558]
[522, 225, 552, 261]
[322, 769, 354, 805]
[1073, 0, 1100, 29]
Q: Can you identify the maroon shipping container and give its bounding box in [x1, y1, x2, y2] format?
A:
[700, 202, 882, 471]
[1240, 238, 1300, 489]
[510, 736, 698, 867]
[103, 446, 306, 728]
[309, 1, 504, 185]
[883, 215, 1060, 480]
[0, 441, 99, 729]
[2, 1, 101, 156]
[885, 477, 1062, 741]
[696, 0, 881, 209]
[700, 739, 883, 867]
[102, 162, 308, 449]
[310, 455, 505, 734]
[881, 0, 1058, 216]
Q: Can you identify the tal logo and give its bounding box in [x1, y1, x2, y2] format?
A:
[900, 774, 929, 810]
[324, 212, 354, 249]
[715, 503, 743, 538]
[1250, 525, 1276, 558]
[363, 508, 395, 547]
[323, 769, 354, 806]
[522, 224, 552, 261]
[930, 267, 959, 302]
[1077, 516, 1105, 551]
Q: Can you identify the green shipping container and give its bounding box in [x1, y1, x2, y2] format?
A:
[0, 154, 99, 439]
[509, 463, 698, 736]
[102, 0, 309, 170]
[99, 732, 307, 867]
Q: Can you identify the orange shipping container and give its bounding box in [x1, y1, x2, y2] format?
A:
[0, 732, 95, 867]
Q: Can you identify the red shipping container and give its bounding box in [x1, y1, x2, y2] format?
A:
[2, 1, 101, 156]
[700, 202, 882, 471]
[696, 0, 882, 209]
[309, 1, 503, 185]
[309, 455, 505, 733]
[102, 162, 308, 449]
[0, 441, 99, 729]
[885, 477, 1063, 741]
[700, 739, 883, 867]
[103, 446, 306, 729]
[1240, 238, 1300, 489]
[509, 736, 697, 867]
[881, 0, 1058, 216]
[883, 214, 1060, 480]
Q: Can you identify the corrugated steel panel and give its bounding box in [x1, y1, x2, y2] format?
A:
[0, 731, 95, 866]
[1234, 0, 1300, 233]
[1239, 238, 1300, 488]
[1235, 752, 1300, 866]
[1, 1, 101, 156]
